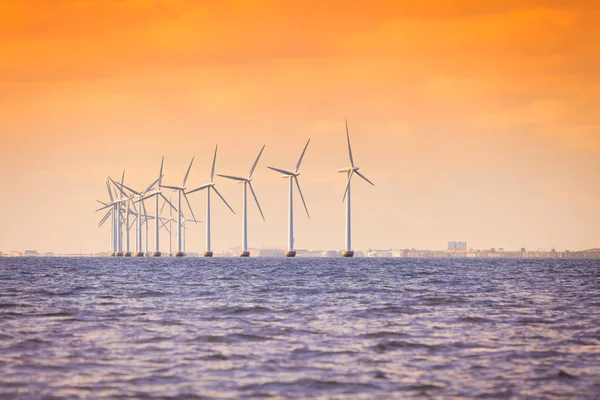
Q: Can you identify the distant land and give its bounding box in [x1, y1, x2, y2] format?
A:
[3, 247, 600, 259]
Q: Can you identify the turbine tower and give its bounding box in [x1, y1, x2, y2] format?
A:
[186, 145, 235, 257]
[267, 139, 311, 257]
[337, 120, 374, 257]
[161, 158, 197, 257]
[218, 145, 266, 257]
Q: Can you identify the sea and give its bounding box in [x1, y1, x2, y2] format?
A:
[0, 257, 599, 399]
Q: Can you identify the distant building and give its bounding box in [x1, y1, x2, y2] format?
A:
[9, 251, 23, 257]
[24, 250, 39, 256]
[448, 241, 467, 251]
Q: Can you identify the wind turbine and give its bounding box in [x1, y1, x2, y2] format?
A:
[337, 119, 374, 257]
[218, 145, 266, 257]
[96, 178, 117, 256]
[267, 139, 311, 257]
[113, 172, 162, 257]
[186, 145, 236, 257]
[133, 157, 175, 256]
[96, 172, 128, 256]
[160, 158, 198, 257]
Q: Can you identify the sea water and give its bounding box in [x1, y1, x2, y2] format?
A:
[1, 257, 599, 398]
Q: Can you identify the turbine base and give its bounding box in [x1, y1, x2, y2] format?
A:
[174, 252, 185, 257]
[342, 250, 354, 257]
[124, 252, 132, 257]
[285, 251, 296, 257]
[152, 252, 161, 257]
[240, 251, 250, 257]
[115, 252, 124, 257]
[203, 251, 213, 257]
[108, 252, 115, 257]
[134, 252, 145, 257]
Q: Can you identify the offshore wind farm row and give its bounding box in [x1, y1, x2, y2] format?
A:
[96, 120, 374, 258]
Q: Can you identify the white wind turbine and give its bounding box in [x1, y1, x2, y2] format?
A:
[160, 158, 198, 257]
[338, 120, 374, 257]
[218, 145, 266, 257]
[267, 139, 311, 257]
[97, 172, 128, 256]
[186, 145, 235, 257]
[112, 172, 162, 257]
[133, 157, 176, 257]
[96, 178, 117, 256]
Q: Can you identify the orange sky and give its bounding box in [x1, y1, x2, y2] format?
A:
[0, 0, 598, 253]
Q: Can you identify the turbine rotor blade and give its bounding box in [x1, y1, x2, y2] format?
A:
[183, 157, 195, 187]
[186, 183, 211, 195]
[267, 166, 294, 176]
[294, 176, 310, 218]
[183, 192, 197, 223]
[106, 179, 114, 203]
[98, 209, 112, 227]
[210, 145, 218, 183]
[212, 186, 235, 215]
[160, 184, 184, 191]
[120, 170, 125, 189]
[342, 170, 354, 203]
[295, 138, 311, 173]
[144, 176, 161, 194]
[248, 145, 265, 179]
[160, 198, 167, 215]
[355, 170, 375, 186]
[116, 181, 140, 196]
[248, 182, 265, 220]
[159, 192, 177, 211]
[345, 119, 355, 168]
[95, 203, 112, 212]
[159, 156, 164, 186]
[109, 176, 128, 198]
[217, 174, 247, 182]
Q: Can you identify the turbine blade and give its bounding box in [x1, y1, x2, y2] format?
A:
[144, 176, 161, 194]
[141, 199, 148, 218]
[267, 166, 294, 176]
[294, 176, 310, 218]
[106, 179, 114, 202]
[345, 119, 354, 168]
[183, 157, 195, 187]
[183, 192, 197, 223]
[95, 203, 112, 212]
[248, 145, 265, 179]
[160, 198, 167, 215]
[355, 170, 375, 186]
[248, 182, 265, 220]
[109, 176, 128, 198]
[186, 183, 211, 195]
[342, 170, 354, 203]
[295, 138, 311, 173]
[159, 192, 177, 211]
[116, 181, 140, 196]
[96, 200, 108, 206]
[210, 145, 218, 182]
[159, 156, 164, 186]
[212, 186, 236, 214]
[217, 174, 247, 182]
[120, 170, 125, 188]
[98, 209, 112, 227]
[160, 184, 184, 191]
